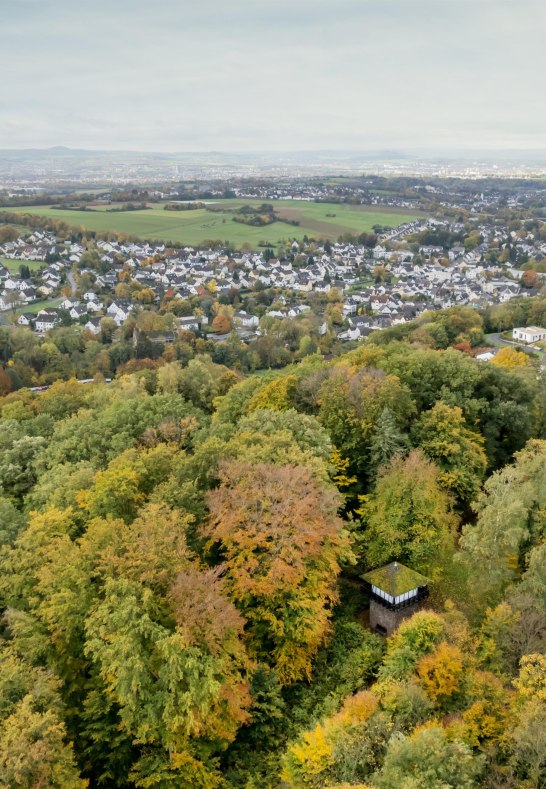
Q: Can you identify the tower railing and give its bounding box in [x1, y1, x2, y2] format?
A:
[366, 585, 429, 611]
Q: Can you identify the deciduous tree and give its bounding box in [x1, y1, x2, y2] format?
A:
[373, 725, 484, 788]
[411, 401, 487, 506]
[204, 461, 347, 682]
[360, 451, 458, 576]
[460, 439, 546, 605]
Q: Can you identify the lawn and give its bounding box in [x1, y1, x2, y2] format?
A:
[346, 277, 375, 293]
[0, 297, 63, 317]
[17, 298, 63, 314]
[2, 200, 423, 249]
[1, 257, 45, 274]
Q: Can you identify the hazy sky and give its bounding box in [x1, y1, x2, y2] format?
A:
[2, 0, 545, 151]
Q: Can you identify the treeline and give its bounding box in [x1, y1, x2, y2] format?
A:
[0, 301, 544, 786]
[0, 190, 159, 209]
[3, 297, 546, 395]
[0, 210, 141, 245]
[106, 203, 150, 213]
[482, 296, 546, 332]
[0, 306, 321, 388]
[164, 201, 206, 211]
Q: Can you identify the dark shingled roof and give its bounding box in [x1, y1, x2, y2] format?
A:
[362, 562, 429, 597]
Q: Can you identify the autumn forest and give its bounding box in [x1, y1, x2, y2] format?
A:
[0, 305, 545, 789]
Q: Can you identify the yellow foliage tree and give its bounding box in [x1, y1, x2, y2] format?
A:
[450, 670, 511, 748]
[247, 375, 298, 412]
[491, 346, 530, 368]
[281, 692, 378, 788]
[417, 641, 465, 708]
[330, 448, 357, 489]
[281, 724, 335, 787]
[514, 653, 546, 702]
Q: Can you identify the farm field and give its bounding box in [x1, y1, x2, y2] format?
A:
[2, 200, 422, 248]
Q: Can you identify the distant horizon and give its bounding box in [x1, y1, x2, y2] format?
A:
[2, 145, 546, 158]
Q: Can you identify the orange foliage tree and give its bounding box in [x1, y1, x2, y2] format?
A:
[204, 460, 347, 683]
[211, 313, 233, 334]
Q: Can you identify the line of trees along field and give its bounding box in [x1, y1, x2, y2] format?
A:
[0, 301, 544, 787]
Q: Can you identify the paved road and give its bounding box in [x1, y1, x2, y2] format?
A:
[485, 332, 511, 347]
[68, 270, 77, 294]
[485, 332, 545, 367]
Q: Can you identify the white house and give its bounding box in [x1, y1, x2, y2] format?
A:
[512, 326, 546, 344]
[69, 305, 88, 320]
[35, 310, 59, 333]
[86, 298, 103, 313]
[178, 316, 202, 332]
[233, 310, 259, 328]
[0, 290, 24, 310]
[107, 301, 133, 325]
[17, 314, 33, 327]
[84, 317, 102, 335]
[60, 298, 79, 310]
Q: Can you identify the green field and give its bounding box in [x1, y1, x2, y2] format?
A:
[2, 200, 422, 248]
[1, 257, 45, 274]
[11, 298, 63, 315]
[0, 298, 63, 317]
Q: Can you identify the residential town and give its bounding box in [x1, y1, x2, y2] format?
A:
[1, 211, 544, 348]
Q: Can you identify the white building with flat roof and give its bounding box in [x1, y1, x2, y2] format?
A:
[512, 326, 546, 344]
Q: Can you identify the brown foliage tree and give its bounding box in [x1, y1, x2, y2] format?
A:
[211, 313, 233, 334]
[204, 461, 347, 682]
[0, 367, 12, 397]
[521, 269, 539, 289]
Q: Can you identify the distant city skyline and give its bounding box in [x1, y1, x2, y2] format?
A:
[2, 0, 545, 152]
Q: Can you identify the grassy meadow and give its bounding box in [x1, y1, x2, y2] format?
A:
[3, 200, 421, 248]
[0, 297, 63, 318]
[22, 297, 63, 313]
[1, 257, 45, 274]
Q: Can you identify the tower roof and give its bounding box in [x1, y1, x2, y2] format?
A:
[362, 562, 429, 597]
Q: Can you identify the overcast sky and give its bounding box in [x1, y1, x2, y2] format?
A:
[2, 0, 545, 152]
